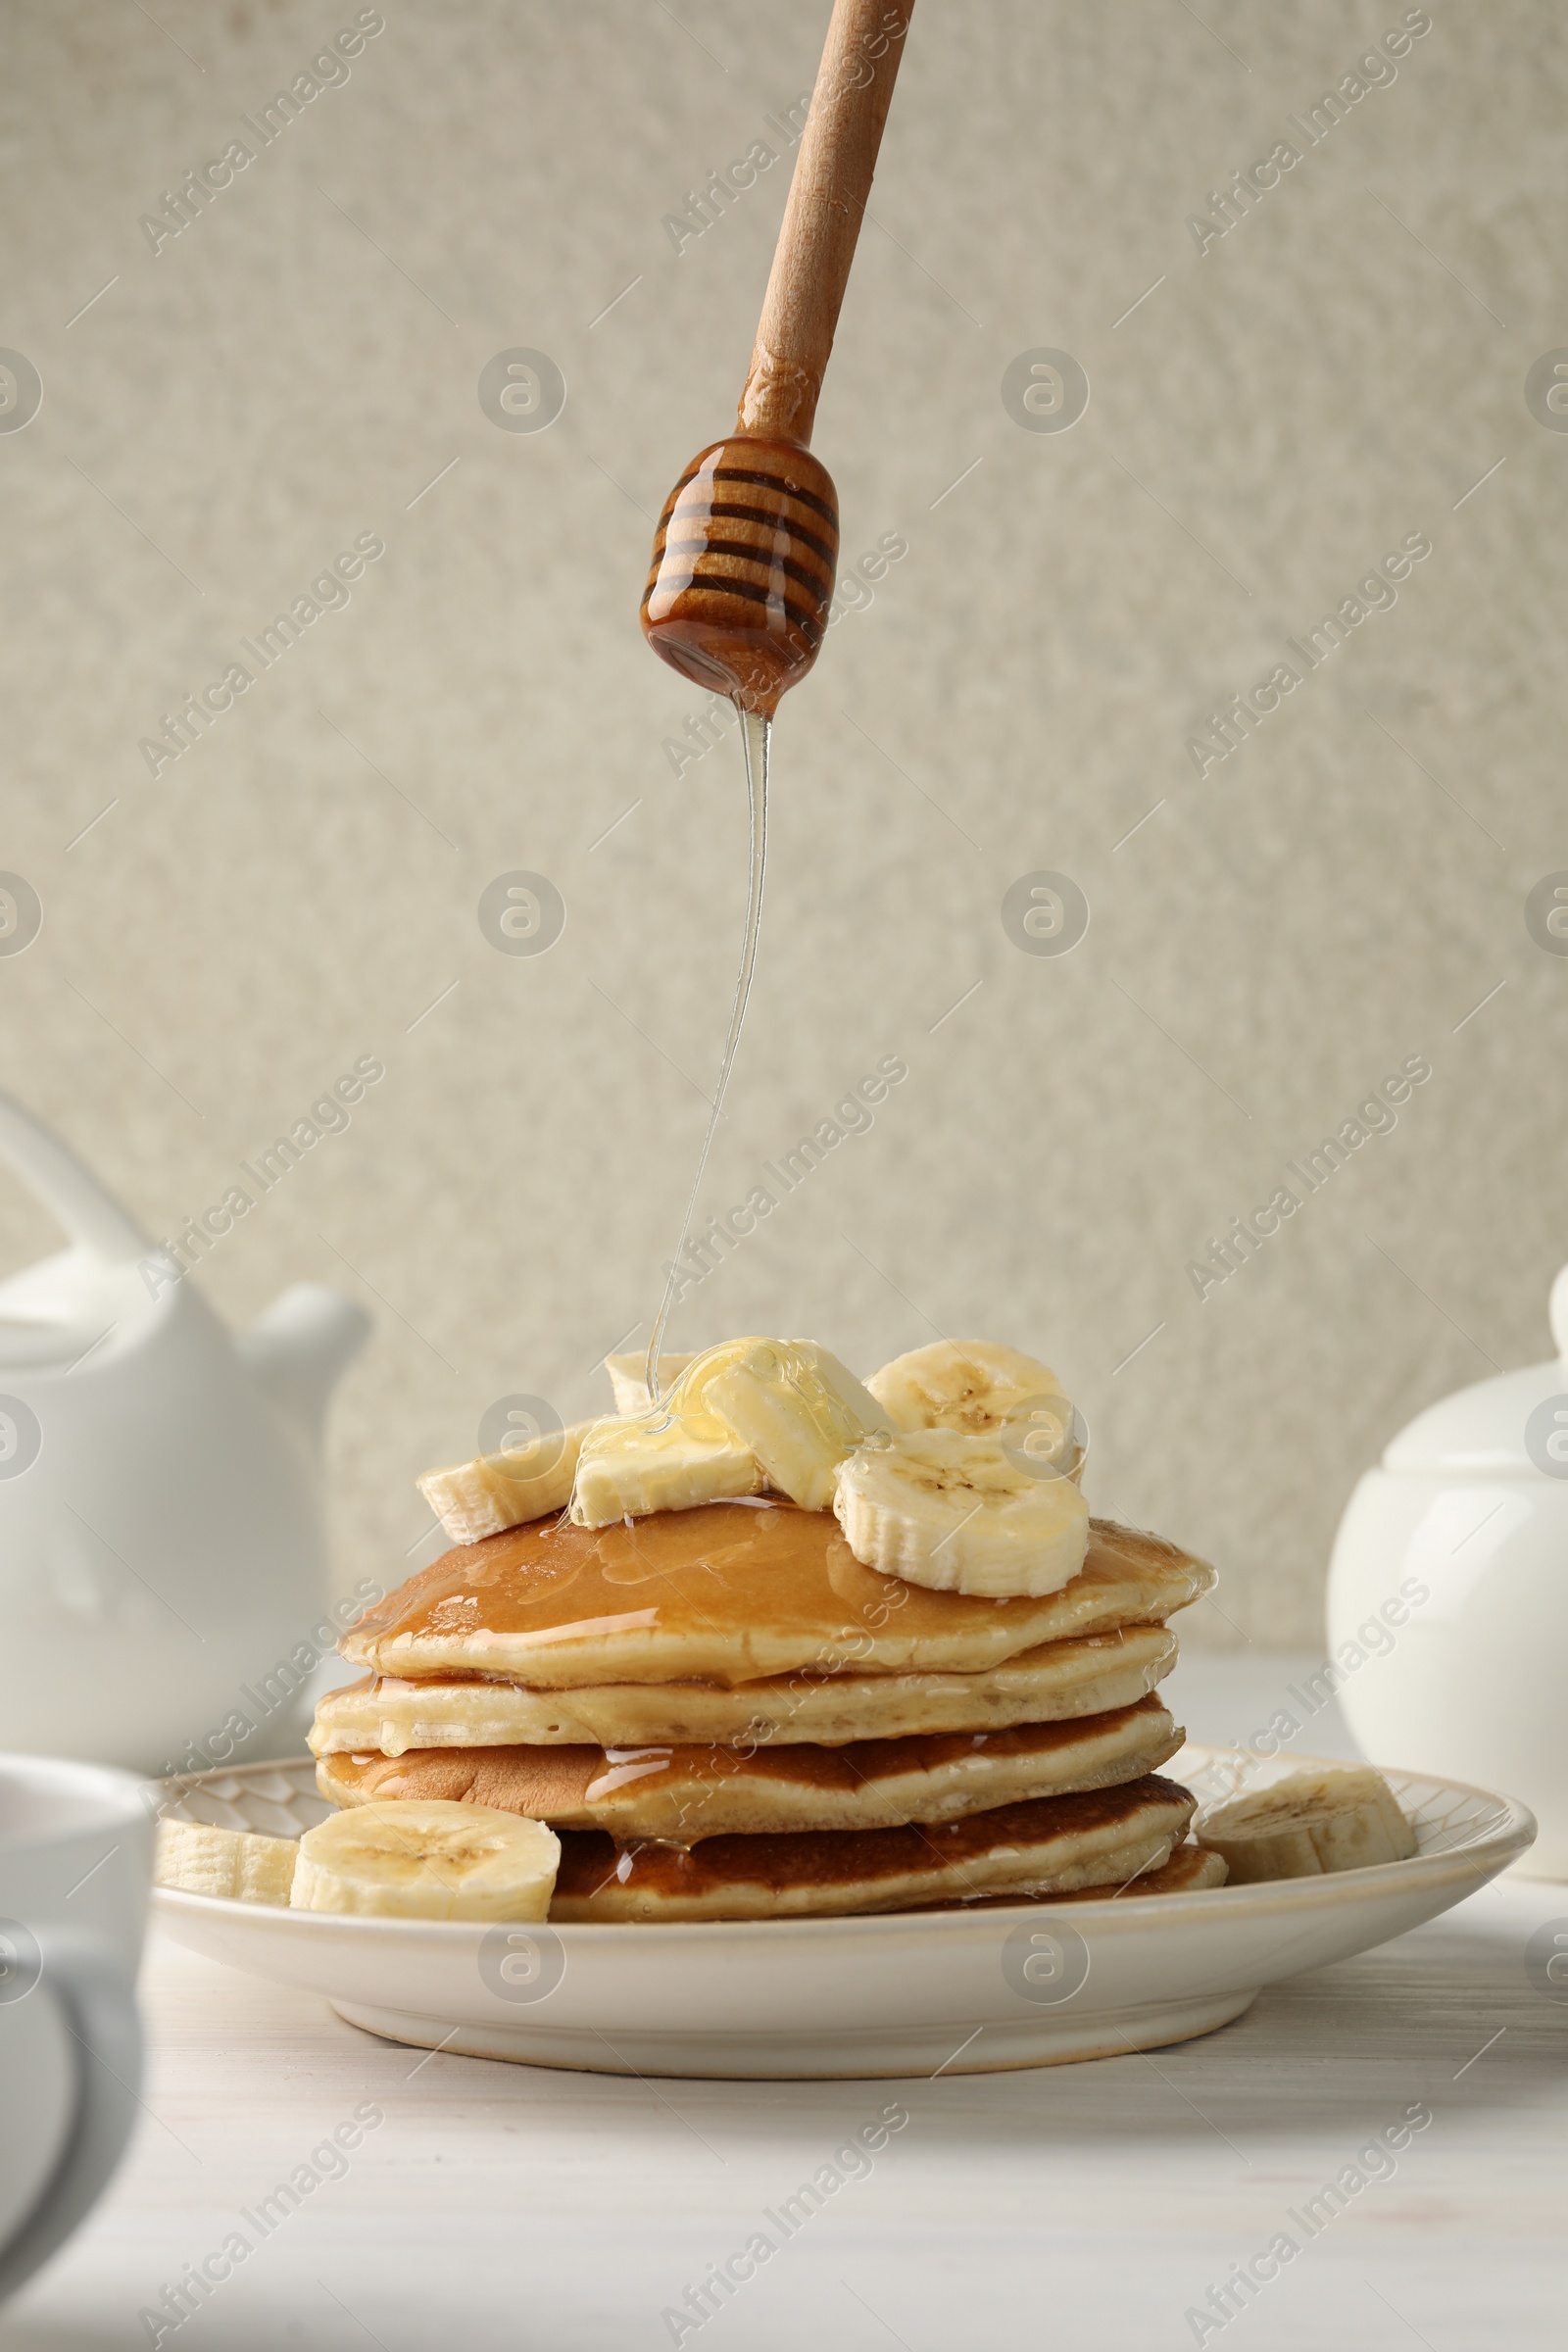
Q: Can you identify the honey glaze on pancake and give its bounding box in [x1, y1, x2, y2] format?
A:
[554, 1773, 1194, 1901]
[342, 1502, 1211, 1688]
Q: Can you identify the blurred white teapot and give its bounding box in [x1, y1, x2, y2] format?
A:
[0, 1092, 368, 1772]
[1328, 1261, 1568, 1878]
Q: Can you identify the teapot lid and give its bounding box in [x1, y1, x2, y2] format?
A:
[1382, 1262, 1568, 1477]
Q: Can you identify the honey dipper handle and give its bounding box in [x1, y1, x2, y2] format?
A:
[737, 0, 915, 445]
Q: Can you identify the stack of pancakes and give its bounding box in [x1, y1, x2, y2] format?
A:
[310, 1499, 1223, 1922]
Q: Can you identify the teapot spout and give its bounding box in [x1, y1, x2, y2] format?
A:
[237, 1284, 370, 1448]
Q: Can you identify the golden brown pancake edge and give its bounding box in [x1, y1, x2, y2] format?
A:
[314, 1692, 1183, 1838]
[310, 1624, 1179, 1752]
[339, 1505, 1214, 1690]
[547, 1775, 1197, 1922]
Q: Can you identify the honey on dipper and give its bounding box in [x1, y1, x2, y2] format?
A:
[640, 2, 915, 717]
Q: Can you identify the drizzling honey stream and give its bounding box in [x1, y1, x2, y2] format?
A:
[637, 0, 915, 1403]
[638, 705, 769, 1406]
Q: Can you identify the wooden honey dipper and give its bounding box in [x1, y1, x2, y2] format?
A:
[641, 0, 915, 716]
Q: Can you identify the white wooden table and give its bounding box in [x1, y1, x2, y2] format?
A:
[4, 1660, 1565, 2352]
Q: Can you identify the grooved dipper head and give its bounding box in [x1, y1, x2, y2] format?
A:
[641, 437, 839, 717]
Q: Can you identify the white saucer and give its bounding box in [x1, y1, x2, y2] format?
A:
[149, 1747, 1534, 2079]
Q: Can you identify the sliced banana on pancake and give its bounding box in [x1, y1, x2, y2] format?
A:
[290, 1799, 560, 1921]
[571, 1340, 765, 1526]
[573, 1337, 890, 1523]
[705, 1338, 893, 1510]
[155, 1818, 299, 1905]
[571, 1420, 762, 1525]
[834, 1427, 1090, 1596]
[1195, 1766, 1415, 1885]
[867, 1341, 1082, 1473]
[418, 1419, 597, 1545]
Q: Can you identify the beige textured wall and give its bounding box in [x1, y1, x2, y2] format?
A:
[3, 0, 1564, 1646]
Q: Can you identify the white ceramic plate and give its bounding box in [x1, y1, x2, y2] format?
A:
[150, 1748, 1534, 2079]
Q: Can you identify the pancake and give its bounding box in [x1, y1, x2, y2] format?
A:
[314, 1692, 1183, 1838]
[928, 1839, 1227, 1909]
[310, 1623, 1178, 1754]
[547, 1775, 1197, 1922]
[342, 1505, 1212, 1691]
[1051, 1841, 1226, 1898]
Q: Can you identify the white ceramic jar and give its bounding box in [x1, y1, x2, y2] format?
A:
[1327, 1264, 1568, 1878]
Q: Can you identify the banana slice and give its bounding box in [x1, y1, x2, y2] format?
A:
[705, 1338, 894, 1511]
[155, 1817, 299, 1905]
[577, 1337, 892, 1522]
[290, 1799, 560, 1921]
[570, 1339, 766, 1527]
[1195, 1766, 1416, 1885]
[833, 1428, 1091, 1596]
[418, 1420, 596, 1545]
[571, 1423, 762, 1525]
[604, 1352, 698, 1413]
[866, 1341, 1083, 1479]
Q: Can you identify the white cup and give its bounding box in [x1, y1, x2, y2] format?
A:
[0, 1754, 152, 2303]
